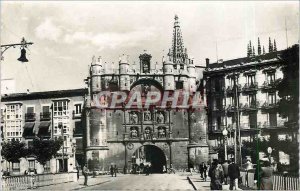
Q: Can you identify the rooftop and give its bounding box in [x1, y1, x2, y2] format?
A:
[1, 88, 87, 102]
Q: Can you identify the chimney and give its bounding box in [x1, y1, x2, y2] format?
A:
[205, 58, 209, 68]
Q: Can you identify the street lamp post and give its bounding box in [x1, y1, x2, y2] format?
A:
[222, 128, 228, 161]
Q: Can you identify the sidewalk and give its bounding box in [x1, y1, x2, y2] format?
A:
[187, 173, 252, 191]
[35, 174, 118, 190]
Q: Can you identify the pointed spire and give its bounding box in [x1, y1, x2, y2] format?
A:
[249, 40, 252, 56]
[170, 15, 189, 65]
[257, 37, 261, 55]
[263, 46, 266, 54]
[252, 46, 255, 56]
[273, 39, 277, 51]
[269, 37, 273, 52]
[247, 43, 251, 57]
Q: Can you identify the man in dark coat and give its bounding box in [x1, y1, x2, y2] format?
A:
[228, 158, 240, 190]
[199, 162, 207, 181]
[82, 164, 88, 186]
[222, 160, 229, 185]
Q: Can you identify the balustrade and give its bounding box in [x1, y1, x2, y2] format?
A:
[1, 173, 76, 191]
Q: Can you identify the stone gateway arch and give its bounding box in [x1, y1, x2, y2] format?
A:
[83, 15, 209, 173]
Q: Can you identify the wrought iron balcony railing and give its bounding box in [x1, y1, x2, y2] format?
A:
[226, 84, 242, 95]
[40, 112, 51, 121]
[72, 111, 82, 119]
[261, 102, 278, 110]
[261, 79, 282, 90]
[242, 82, 258, 92]
[25, 113, 36, 122]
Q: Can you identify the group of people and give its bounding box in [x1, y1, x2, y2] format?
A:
[208, 158, 241, 190]
[110, 164, 118, 177]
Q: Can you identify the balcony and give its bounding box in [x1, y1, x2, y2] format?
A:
[261, 102, 278, 112]
[242, 82, 258, 93]
[40, 112, 51, 121]
[261, 79, 281, 91]
[226, 104, 243, 113]
[226, 85, 242, 95]
[243, 101, 260, 112]
[25, 113, 36, 122]
[72, 111, 82, 119]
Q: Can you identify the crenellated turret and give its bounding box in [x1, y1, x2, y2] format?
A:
[163, 58, 175, 90]
[119, 54, 130, 91]
[90, 56, 102, 93]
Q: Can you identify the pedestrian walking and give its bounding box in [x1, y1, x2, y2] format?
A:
[76, 166, 80, 180]
[199, 162, 207, 181]
[110, 164, 114, 177]
[228, 158, 240, 190]
[245, 159, 253, 187]
[222, 160, 229, 185]
[255, 158, 273, 190]
[208, 159, 224, 190]
[82, 164, 88, 186]
[163, 165, 166, 173]
[114, 164, 117, 177]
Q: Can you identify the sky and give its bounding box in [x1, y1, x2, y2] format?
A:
[0, 1, 299, 93]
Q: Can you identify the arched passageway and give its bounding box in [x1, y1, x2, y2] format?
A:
[131, 145, 166, 173]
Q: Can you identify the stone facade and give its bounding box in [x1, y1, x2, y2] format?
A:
[84, 16, 208, 172]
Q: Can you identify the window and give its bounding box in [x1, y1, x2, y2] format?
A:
[26, 106, 34, 114]
[267, 73, 275, 84]
[53, 120, 69, 135]
[175, 81, 183, 89]
[12, 162, 20, 172]
[74, 104, 82, 115]
[248, 94, 256, 106]
[29, 160, 35, 171]
[247, 74, 256, 86]
[269, 112, 277, 127]
[5, 105, 22, 140]
[268, 93, 276, 105]
[53, 100, 69, 116]
[6, 104, 22, 120]
[249, 113, 257, 129]
[44, 161, 50, 172]
[42, 105, 50, 113]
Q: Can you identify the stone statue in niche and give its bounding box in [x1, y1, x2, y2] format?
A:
[157, 112, 165, 123]
[130, 127, 138, 138]
[144, 127, 152, 140]
[130, 112, 138, 124]
[158, 127, 166, 138]
[144, 111, 151, 121]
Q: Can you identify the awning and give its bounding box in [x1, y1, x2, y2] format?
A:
[38, 121, 51, 137]
[23, 122, 35, 138]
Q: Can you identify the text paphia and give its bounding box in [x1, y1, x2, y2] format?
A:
[91, 90, 205, 110]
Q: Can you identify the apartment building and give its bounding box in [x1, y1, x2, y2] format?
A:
[203, 41, 298, 155]
[1, 89, 86, 175]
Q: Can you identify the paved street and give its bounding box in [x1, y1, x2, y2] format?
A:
[80, 174, 195, 190]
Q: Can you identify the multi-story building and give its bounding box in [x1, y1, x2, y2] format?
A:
[84, 15, 208, 173]
[1, 89, 86, 175]
[203, 39, 299, 161]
